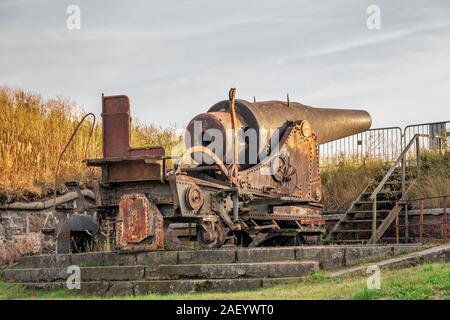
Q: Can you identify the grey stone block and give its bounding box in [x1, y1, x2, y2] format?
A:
[134, 278, 263, 295]
[295, 247, 322, 261]
[420, 249, 449, 263]
[345, 247, 380, 266]
[4, 265, 145, 282]
[392, 244, 422, 256]
[261, 277, 300, 287]
[67, 252, 137, 267]
[178, 249, 236, 264]
[378, 246, 394, 259]
[79, 281, 110, 295]
[147, 261, 318, 280]
[101, 252, 137, 266]
[81, 266, 144, 281]
[296, 246, 344, 269]
[27, 281, 111, 296]
[344, 246, 396, 266]
[236, 247, 295, 263]
[19, 254, 70, 268]
[3, 267, 67, 282]
[321, 247, 345, 269]
[136, 250, 178, 265]
[24, 282, 65, 292]
[70, 252, 107, 266]
[200, 278, 263, 293]
[106, 281, 134, 296]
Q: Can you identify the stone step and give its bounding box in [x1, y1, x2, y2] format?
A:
[3, 265, 145, 283]
[15, 247, 297, 268]
[330, 244, 450, 278]
[17, 277, 303, 296]
[12, 245, 424, 270]
[3, 244, 427, 295]
[3, 261, 318, 283]
[148, 261, 319, 280]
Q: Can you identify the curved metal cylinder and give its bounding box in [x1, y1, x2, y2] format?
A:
[207, 99, 371, 144]
[185, 99, 371, 166]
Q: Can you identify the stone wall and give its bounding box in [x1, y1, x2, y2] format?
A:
[0, 209, 55, 255]
[0, 209, 50, 238]
[0, 232, 43, 266]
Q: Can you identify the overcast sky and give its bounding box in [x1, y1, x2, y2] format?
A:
[1, 0, 449, 129]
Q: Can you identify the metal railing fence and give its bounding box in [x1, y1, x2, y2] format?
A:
[395, 195, 448, 244]
[320, 121, 449, 166]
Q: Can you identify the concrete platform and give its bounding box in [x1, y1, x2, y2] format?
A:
[3, 261, 318, 282]
[15, 244, 423, 269]
[17, 277, 303, 296]
[1, 244, 429, 296]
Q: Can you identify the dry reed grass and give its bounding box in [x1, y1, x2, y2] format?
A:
[321, 151, 450, 211]
[321, 158, 389, 211]
[0, 86, 181, 202]
[406, 151, 450, 208]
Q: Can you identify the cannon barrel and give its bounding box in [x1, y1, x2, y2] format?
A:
[186, 99, 371, 166]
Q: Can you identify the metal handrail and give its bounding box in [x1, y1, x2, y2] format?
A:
[369, 134, 424, 200]
[368, 133, 435, 241]
[394, 195, 449, 243]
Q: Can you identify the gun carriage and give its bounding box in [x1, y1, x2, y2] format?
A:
[54, 90, 371, 253]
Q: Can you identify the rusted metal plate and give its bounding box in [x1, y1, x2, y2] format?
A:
[236, 121, 322, 204]
[107, 161, 161, 182]
[119, 194, 152, 243]
[272, 206, 320, 216]
[280, 121, 321, 201]
[299, 218, 325, 226]
[116, 193, 164, 251]
[102, 95, 165, 159]
[86, 95, 167, 184]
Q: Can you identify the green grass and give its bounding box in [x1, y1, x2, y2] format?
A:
[0, 263, 448, 300]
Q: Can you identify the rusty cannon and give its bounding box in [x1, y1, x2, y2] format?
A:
[53, 90, 371, 253]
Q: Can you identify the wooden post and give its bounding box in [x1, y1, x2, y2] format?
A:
[395, 206, 400, 244]
[443, 196, 448, 243]
[105, 221, 111, 252]
[416, 137, 421, 178]
[401, 155, 406, 200]
[419, 199, 424, 243]
[405, 205, 409, 242]
[372, 198, 377, 243]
